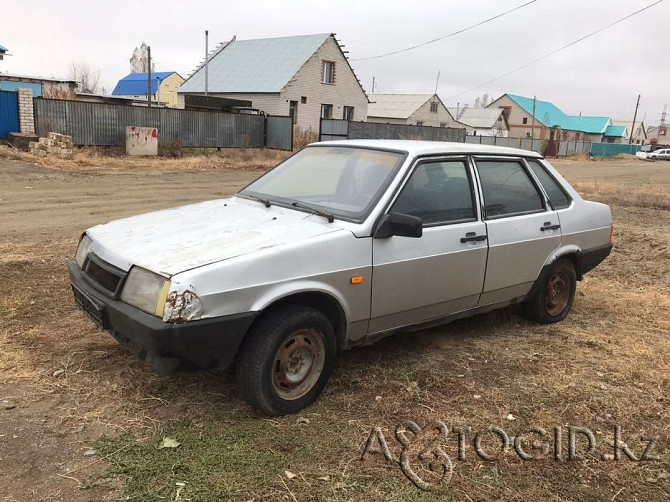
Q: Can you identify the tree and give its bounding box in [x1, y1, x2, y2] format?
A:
[69, 62, 100, 94]
[130, 42, 154, 74]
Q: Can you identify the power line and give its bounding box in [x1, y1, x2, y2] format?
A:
[351, 0, 539, 61]
[445, 0, 665, 100]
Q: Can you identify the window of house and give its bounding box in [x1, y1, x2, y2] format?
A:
[416, 121, 424, 126]
[475, 160, 544, 217]
[301, 96, 307, 104]
[322, 61, 335, 84]
[391, 160, 476, 225]
[289, 101, 298, 124]
[343, 106, 354, 121]
[522, 117, 528, 124]
[527, 160, 570, 209]
[321, 104, 333, 119]
[430, 102, 438, 113]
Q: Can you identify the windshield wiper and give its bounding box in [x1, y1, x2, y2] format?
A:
[291, 201, 334, 223]
[240, 194, 272, 207]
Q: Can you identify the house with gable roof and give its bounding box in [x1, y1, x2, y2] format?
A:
[177, 33, 368, 131]
[487, 94, 621, 143]
[112, 72, 184, 108]
[366, 94, 457, 128]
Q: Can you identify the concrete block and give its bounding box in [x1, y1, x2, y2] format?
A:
[126, 126, 158, 156]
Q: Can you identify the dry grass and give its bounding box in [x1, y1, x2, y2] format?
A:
[0, 144, 290, 172]
[1, 162, 670, 500]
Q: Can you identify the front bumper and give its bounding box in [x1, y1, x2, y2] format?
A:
[67, 260, 257, 375]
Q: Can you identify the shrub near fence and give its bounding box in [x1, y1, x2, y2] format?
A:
[32, 98, 294, 150]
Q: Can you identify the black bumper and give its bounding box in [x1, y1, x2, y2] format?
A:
[580, 243, 613, 276]
[67, 260, 257, 375]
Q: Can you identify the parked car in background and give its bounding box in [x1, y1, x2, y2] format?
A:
[68, 140, 613, 415]
[647, 148, 670, 160]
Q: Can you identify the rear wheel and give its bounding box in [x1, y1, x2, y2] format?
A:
[236, 306, 336, 416]
[523, 259, 576, 324]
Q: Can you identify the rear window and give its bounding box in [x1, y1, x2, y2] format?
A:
[527, 160, 571, 209]
[475, 160, 544, 217]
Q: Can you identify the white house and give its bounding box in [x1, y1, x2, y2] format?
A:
[366, 94, 457, 127]
[177, 33, 368, 131]
[448, 107, 509, 137]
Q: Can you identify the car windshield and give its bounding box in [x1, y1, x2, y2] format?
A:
[239, 146, 405, 221]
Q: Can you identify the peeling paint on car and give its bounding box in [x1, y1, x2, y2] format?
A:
[164, 290, 202, 323]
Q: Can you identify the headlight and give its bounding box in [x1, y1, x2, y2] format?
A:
[75, 235, 93, 268]
[120, 267, 170, 317]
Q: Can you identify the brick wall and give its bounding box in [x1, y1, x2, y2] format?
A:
[17, 88, 35, 133]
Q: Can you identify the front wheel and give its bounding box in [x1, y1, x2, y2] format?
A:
[523, 259, 576, 324]
[236, 306, 337, 416]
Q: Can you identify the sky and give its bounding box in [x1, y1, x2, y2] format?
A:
[2, 0, 668, 125]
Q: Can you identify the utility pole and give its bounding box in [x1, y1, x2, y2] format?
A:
[371, 76, 375, 94]
[147, 45, 152, 108]
[530, 95, 536, 150]
[629, 94, 640, 144]
[205, 30, 209, 96]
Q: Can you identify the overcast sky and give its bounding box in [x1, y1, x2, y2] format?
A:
[3, 0, 668, 124]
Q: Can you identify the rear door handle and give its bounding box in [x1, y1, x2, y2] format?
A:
[541, 222, 561, 231]
[461, 232, 488, 243]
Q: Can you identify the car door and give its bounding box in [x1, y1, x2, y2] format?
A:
[370, 157, 488, 333]
[660, 149, 670, 160]
[473, 157, 561, 306]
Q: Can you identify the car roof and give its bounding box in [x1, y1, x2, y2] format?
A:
[312, 139, 543, 159]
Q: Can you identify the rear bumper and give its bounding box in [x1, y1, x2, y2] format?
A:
[67, 260, 257, 375]
[580, 243, 613, 276]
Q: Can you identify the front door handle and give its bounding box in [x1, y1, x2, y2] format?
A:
[541, 222, 561, 231]
[461, 232, 488, 243]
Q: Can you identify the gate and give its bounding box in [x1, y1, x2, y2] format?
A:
[0, 90, 19, 139]
[265, 115, 293, 150]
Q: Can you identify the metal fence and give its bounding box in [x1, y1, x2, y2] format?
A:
[319, 119, 599, 157]
[320, 119, 466, 143]
[465, 135, 591, 157]
[590, 143, 641, 157]
[33, 98, 294, 150]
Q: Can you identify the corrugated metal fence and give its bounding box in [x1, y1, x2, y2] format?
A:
[590, 143, 641, 157]
[466, 135, 591, 156]
[320, 119, 466, 143]
[33, 98, 293, 150]
[320, 119, 594, 157]
[0, 90, 19, 139]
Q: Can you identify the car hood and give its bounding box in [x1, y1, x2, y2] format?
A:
[86, 197, 345, 275]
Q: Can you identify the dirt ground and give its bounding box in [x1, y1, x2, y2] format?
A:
[1, 151, 669, 501]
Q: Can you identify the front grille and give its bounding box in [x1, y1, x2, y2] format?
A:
[83, 254, 126, 297]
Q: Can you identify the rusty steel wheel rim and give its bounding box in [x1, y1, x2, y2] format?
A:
[272, 329, 325, 400]
[545, 270, 571, 316]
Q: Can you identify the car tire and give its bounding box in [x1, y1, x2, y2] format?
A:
[236, 305, 337, 416]
[523, 258, 576, 324]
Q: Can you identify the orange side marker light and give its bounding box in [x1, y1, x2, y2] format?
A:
[350, 276, 364, 285]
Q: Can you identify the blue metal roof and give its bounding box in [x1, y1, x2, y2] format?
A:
[604, 125, 627, 137]
[178, 33, 331, 94]
[506, 94, 610, 134]
[0, 45, 7, 52]
[112, 72, 177, 96]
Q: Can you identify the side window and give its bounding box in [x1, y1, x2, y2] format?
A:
[527, 160, 570, 209]
[391, 160, 476, 225]
[476, 160, 544, 217]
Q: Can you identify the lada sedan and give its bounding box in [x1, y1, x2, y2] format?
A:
[68, 140, 613, 415]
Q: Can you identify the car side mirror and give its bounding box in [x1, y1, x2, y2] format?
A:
[374, 213, 423, 238]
